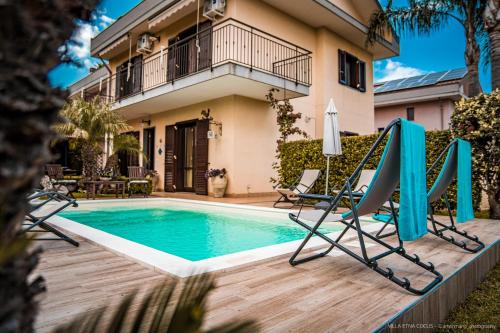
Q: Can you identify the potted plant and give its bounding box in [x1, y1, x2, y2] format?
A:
[206, 168, 227, 198]
[145, 169, 159, 192]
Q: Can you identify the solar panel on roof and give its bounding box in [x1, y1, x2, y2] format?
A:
[374, 68, 468, 94]
[406, 81, 425, 89]
[439, 68, 467, 81]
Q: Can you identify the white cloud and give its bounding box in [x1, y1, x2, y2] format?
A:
[64, 12, 115, 69]
[374, 59, 428, 83]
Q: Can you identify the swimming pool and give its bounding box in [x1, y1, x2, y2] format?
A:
[59, 201, 341, 261]
[50, 199, 378, 276]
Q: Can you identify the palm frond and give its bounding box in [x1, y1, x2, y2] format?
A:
[112, 134, 143, 156]
[367, 0, 459, 46]
[51, 273, 258, 333]
[55, 97, 131, 144]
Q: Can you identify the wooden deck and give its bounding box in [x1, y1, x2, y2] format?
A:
[34, 209, 499, 332]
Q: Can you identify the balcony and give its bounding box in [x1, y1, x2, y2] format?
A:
[83, 19, 312, 117]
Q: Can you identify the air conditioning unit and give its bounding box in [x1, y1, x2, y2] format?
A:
[203, 0, 226, 20]
[137, 33, 154, 54]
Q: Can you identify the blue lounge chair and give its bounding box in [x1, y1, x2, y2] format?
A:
[375, 139, 485, 252]
[289, 118, 443, 295]
[426, 139, 484, 252]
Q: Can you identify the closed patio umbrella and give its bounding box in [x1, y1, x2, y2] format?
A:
[323, 98, 342, 194]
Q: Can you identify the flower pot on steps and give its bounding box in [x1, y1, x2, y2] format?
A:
[211, 175, 227, 198]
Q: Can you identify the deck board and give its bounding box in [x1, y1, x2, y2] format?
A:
[34, 216, 499, 333]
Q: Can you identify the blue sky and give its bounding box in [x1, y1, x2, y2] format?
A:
[49, 0, 491, 92]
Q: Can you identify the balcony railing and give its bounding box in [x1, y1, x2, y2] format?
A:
[83, 19, 312, 104]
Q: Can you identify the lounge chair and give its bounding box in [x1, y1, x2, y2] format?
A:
[375, 139, 484, 252]
[273, 169, 321, 208]
[23, 190, 79, 246]
[45, 164, 78, 198]
[289, 118, 443, 295]
[321, 170, 398, 239]
[128, 166, 149, 197]
[427, 139, 484, 252]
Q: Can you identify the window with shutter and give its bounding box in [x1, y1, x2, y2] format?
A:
[406, 107, 415, 121]
[338, 49, 366, 93]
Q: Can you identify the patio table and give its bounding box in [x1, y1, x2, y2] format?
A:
[83, 180, 126, 200]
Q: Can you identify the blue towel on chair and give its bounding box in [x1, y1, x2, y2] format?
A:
[398, 119, 428, 241]
[457, 139, 474, 223]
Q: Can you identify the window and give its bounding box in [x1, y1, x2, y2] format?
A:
[406, 107, 415, 121]
[338, 50, 366, 92]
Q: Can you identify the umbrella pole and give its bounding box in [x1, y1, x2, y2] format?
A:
[325, 155, 330, 195]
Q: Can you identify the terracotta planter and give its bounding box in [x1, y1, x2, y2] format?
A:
[210, 175, 227, 198]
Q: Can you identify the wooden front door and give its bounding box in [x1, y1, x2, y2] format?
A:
[164, 119, 208, 194]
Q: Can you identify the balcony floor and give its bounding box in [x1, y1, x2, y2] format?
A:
[113, 63, 310, 119]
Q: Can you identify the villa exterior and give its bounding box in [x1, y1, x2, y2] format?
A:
[374, 68, 469, 131]
[69, 0, 399, 196]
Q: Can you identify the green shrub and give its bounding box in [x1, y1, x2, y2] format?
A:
[278, 130, 481, 211]
[451, 91, 500, 219]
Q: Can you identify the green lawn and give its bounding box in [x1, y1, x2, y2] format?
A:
[438, 263, 500, 332]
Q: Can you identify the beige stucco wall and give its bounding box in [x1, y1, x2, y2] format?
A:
[111, 0, 378, 195]
[127, 95, 278, 195]
[374, 99, 455, 131]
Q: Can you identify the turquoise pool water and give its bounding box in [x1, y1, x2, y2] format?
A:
[59, 205, 342, 261]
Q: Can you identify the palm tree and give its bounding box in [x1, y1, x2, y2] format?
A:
[367, 0, 486, 96]
[483, 0, 500, 89]
[55, 97, 131, 180]
[0, 1, 98, 331]
[104, 134, 144, 176]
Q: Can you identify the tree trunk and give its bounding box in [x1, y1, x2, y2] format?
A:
[489, 29, 500, 90]
[484, 0, 500, 90]
[488, 191, 500, 219]
[464, 22, 483, 96]
[0, 1, 96, 332]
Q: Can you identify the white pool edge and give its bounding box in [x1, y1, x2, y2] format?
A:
[46, 198, 383, 277]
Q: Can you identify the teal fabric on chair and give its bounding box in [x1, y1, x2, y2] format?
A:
[457, 139, 474, 223]
[398, 119, 428, 241]
[372, 213, 394, 224]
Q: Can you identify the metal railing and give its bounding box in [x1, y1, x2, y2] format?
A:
[82, 19, 312, 103]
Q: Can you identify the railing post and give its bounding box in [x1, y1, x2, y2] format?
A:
[250, 27, 253, 72]
[295, 46, 298, 85]
[141, 58, 144, 95]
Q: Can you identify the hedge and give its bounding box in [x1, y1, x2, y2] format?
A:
[278, 130, 481, 211]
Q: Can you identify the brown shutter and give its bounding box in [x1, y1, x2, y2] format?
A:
[194, 119, 209, 195]
[338, 50, 346, 84]
[164, 125, 177, 192]
[198, 20, 212, 70]
[132, 55, 143, 94]
[358, 60, 366, 92]
[167, 38, 176, 81]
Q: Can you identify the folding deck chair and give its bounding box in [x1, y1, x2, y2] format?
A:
[375, 139, 484, 252]
[23, 190, 79, 246]
[128, 166, 149, 198]
[289, 119, 443, 295]
[426, 139, 484, 252]
[273, 169, 321, 208]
